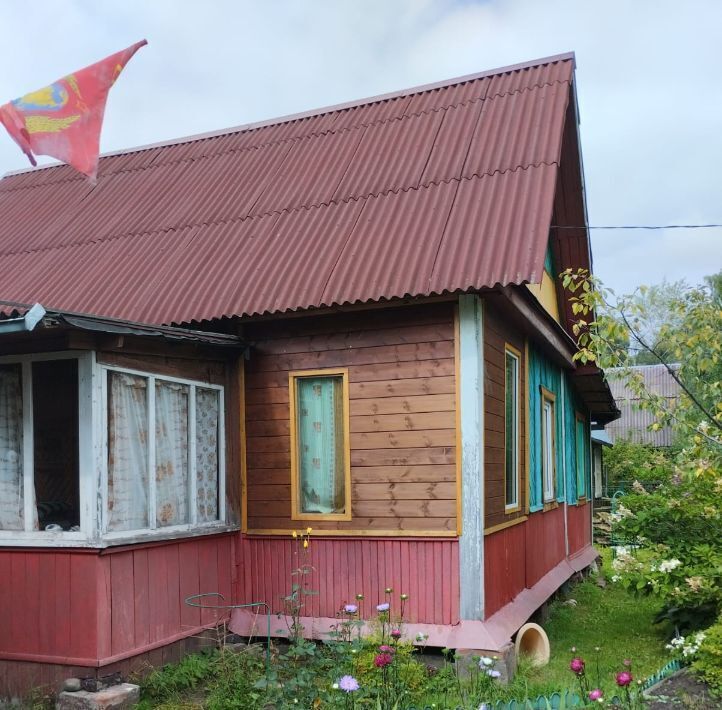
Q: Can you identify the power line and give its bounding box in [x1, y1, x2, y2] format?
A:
[552, 224, 722, 230]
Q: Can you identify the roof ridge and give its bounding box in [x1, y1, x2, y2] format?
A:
[0, 161, 559, 261]
[1, 53, 574, 182]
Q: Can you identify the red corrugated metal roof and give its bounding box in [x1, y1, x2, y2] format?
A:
[0, 53, 575, 325]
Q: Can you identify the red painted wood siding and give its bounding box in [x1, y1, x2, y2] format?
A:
[567, 502, 591, 555]
[524, 506, 566, 588]
[0, 549, 100, 665]
[0, 534, 234, 674]
[484, 504, 569, 617]
[484, 522, 526, 617]
[236, 536, 459, 625]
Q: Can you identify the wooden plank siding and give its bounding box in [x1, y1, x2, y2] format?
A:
[243, 303, 457, 534]
[567, 501, 592, 555]
[483, 306, 527, 530]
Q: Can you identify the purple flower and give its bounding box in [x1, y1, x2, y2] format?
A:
[616, 671, 633, 687]
[589, 689, 603, 701]
[376, 602, 390, 612]
[337, 675, 359, 692]
[390, 628, 402, 639]
[570, 657, 585, 675]
[486, 669, 501, 679]
[378, 644, 395, 654]
[343, 604, 358, 614]
[374, 652, 393, 668]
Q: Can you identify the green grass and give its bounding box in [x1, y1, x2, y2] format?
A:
[521, 550, 672, 696]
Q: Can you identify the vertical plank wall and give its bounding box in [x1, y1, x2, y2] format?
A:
[236, 536, 459, 625]
[567, 502, 592, 556]
[243, 303, 457, 534]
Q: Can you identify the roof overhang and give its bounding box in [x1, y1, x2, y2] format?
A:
[0, 301, 245, 350]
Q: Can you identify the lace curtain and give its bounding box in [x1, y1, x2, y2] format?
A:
[196, 387, 219, 522]
[155, 380, 189, 527]
[0, 365, 24, 530]
[107, 372, 149, 532]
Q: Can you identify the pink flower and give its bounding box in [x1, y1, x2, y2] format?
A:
[623, 658, 632, 667]
[616, 671, 633, 687]
[570, 657, 585, 675]
[378, 644, 395, 653]
[374, 652, 393, 668]
[589, 689, 603, 701]
[390, 629, 402, 639]
[338, 675, 359, 692]
[343, 604, 358, 614]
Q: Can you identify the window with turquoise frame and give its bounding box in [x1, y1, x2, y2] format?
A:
[575, 413, 587, 499]
[504, 346, 521, 511]
[289, 369, 351, 521]
[541, 387, 556, 503]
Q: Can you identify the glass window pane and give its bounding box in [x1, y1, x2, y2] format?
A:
[542, 399, 554, 500]
[196, 387, 220, 523]
[0, 364, 23, 531]
[296, 376, 346, 515]
[155, 381, 190, 527]
[33, 360, 79, 531]
[108, 372, 149, 532]
[505, 353, 518, 507]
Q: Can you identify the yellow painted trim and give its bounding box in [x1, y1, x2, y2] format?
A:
[244, 528, 458, 538]
[540, 386, 557, 504]
[240, 358, 248, 533]
[524, 339, 530, 515]
[289, 368, 352, 522]
[484, 515, 528, 536]
[503, 342, 522, 514]
[525, 271, 560, 324]
[454, 304, 462, 536]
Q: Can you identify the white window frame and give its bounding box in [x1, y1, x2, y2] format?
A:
[0, 353, 229, 547]
[541, 387, 556, 503]
[504, 346, 521, 512]
[100, 364, 227, 544]
[0, 351, 94, 545]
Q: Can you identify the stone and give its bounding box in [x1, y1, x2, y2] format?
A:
[56, 683, 140, 710]
[63, 678, 82, 692]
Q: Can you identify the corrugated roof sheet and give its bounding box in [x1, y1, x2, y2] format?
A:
[605, 365, 681, 446]
[0, 53, 575, 325]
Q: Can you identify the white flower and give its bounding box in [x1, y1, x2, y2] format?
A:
[611, 574, 621, 583]
[480, 656, 493, 667]
[332, 683, 339, 690]
[658, 559, 682, 573]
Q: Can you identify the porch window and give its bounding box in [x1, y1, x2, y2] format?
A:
[105, 368, 224, 536]
[504, 347, 520, 511]
[541, 388, 556, 503]
[0, 352, 227, 545]
[289, 369, 351, 521]
[575, 413, 587, 499]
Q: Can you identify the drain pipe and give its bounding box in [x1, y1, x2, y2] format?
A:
[560, 373, 569, 557]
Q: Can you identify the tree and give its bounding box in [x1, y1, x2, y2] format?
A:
[562, 270, 721, 631]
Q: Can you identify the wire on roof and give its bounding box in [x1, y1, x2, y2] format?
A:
[552, 224, 722, 230]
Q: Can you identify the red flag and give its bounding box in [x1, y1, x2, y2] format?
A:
[0, 40, 147, 181]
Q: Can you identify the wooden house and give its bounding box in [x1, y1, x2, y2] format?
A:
[0, 53, 618, 696]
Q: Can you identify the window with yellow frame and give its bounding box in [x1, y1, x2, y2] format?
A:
[540, 387, 556, 503]
[504, 345, 522, 512]
[289, 368, 351, 521]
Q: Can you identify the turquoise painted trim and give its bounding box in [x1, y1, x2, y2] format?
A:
[544, 243, 555, 276]
[458, 294, 484, 620]
[528, 345, 564, 509]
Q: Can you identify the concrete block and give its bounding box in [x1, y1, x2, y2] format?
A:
[56, 684, 140, 710]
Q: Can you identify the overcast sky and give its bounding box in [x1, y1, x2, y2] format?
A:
[1, 0, 720, 295]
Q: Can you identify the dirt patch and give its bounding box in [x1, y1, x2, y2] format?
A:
[645, 669, 717, 709]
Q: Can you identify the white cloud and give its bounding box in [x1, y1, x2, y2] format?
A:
[1, 0, 720, 293]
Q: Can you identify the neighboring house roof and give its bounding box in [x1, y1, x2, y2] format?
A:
[605, 364, 681, 446]
[0, 53, 576, 326]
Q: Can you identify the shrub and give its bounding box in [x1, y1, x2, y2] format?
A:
[604, 439, 674, 491]
[692, 616, 722, 697]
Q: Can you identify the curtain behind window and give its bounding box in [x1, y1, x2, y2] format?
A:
[108, 372, 149, 532]
[0, 365, 23, 530]
[297, 376, 345, 514]
[196, 387, 219, 522]
[155, 381, 189, 527]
